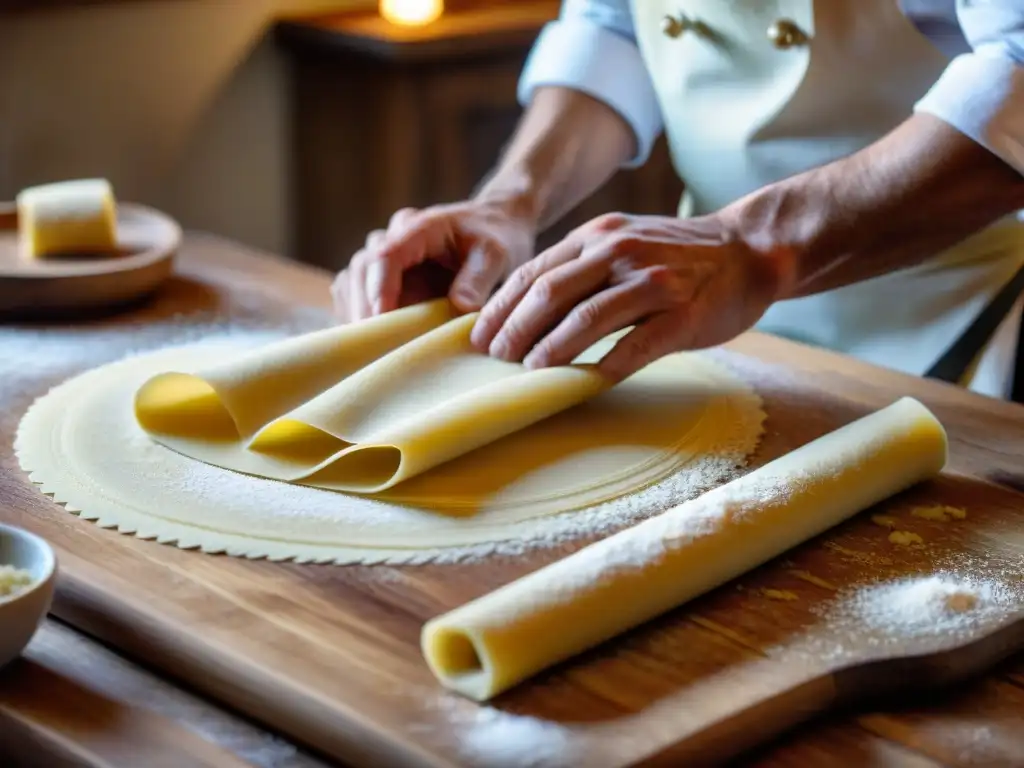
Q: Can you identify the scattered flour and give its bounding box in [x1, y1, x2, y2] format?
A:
[0, 288, 327, 424]
[422, 695, 577, 768]
[830, 574, 1016, 637]
[458, 707, 574, 768]
[526, 471, 794, 600]
[777, 572, 1024, 666]
[1, 292, 327, 478]
[8, 290, 763, 565]
[109, 382, 752, 564]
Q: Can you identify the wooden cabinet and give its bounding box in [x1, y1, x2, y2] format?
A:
[275, 2, 683, 271]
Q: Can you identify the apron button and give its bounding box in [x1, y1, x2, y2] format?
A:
[661, 13, 691, 39]
[767, 19, 809, 49]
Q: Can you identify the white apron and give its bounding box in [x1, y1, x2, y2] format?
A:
[629, 0, 1024, 399]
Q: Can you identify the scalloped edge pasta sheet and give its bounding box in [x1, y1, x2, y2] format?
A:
[16, 338, 766, 564]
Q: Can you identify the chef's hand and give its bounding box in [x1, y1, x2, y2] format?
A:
[332, 201, 536, 323]
[470, 212, 792, 382]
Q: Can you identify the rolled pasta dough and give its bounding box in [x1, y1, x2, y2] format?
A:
[134, 300, 609, 495]
[16, 320, 765, 561]
[131, 299, 767, 516]
[421, 397, 948, 700]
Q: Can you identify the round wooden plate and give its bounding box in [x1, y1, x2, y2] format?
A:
[0, 201, 182, 318]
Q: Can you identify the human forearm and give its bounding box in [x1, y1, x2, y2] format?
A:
[474, 86, 636, 233]
[725, 113, 1024, 301]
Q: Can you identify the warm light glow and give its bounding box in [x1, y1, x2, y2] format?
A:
[379, 0, 443, 26]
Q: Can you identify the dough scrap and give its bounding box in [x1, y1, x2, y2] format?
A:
[15, 320, 766, 562]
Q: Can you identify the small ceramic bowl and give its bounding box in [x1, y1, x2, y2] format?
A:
[0, 523, 57, 668]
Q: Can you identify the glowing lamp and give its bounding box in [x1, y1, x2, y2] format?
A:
[379, 0, 443, 26]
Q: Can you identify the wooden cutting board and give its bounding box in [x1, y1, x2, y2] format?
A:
[3, 235, 1024, 767]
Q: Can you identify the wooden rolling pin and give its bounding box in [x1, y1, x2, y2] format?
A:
[422, 396, 948, 701]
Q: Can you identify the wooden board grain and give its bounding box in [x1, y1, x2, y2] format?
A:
[0, 622, 253, 768]
[3, 234, 1024, 767]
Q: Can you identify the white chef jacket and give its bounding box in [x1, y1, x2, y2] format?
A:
[518, 0, 1024, 176]
[514, 0, 1024, 399]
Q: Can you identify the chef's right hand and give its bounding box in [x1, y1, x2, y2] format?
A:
[332, 201, 536, 323]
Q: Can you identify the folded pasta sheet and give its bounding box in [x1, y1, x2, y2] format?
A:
[134, 300, 610, 494]
[421, 397, 948, 700]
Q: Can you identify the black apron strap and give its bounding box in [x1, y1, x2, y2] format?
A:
[1013, 300, 1024, 404]
[923, 261, 1024, 396]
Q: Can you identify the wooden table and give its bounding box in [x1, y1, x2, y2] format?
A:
[1, 232, 1024, 767]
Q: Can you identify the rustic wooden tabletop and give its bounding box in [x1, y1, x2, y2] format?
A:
[1, 232, 1023, 767]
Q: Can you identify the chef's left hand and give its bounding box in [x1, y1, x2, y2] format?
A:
[470, 212, 791, 382]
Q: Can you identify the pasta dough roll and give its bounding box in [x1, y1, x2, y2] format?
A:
[422, 396, 948, 701]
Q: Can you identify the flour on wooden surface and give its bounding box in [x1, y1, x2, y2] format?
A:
[808, 571, 1021, 662]
[113, 379, 752, 564]
[842, 574, 1014, 635]
[459, 707, 574, 768]
[0, 288, 327, 414]
[534, 470, 792, 600]
[773, 570, 1024, 667]
[427, 696, 577, 768]
[9, 293, 763, 565]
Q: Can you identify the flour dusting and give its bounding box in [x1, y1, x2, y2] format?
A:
[841, 574, 1014, 635]
[10, 291, 765, 565]
[0, 287, 327, 424]
[459, 707, 573, 768]
[772, 570, 1024, 668]
[539, 470, 794, 599]
[109, 370, 755, 563]
[427, 696, 576, 768]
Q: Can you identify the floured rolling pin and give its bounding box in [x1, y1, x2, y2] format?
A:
[422, 396, 948, 701]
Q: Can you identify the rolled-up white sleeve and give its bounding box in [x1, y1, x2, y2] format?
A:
[517, 0, 663, 169]
[914, 1, 1024, 175]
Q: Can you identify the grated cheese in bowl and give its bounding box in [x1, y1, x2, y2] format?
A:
[0, 564, 35, 599]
